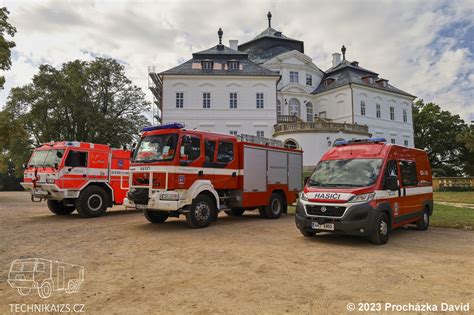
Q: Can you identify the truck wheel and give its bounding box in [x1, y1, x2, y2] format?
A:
[144, 209, 169, 223]
[225, 208, 245, 216]
[38, 281, 52, 299]
[264, 193, 283, 219]
[47, 200, 75, 215]
[369, 212, 390, 245]
[416, 208, 430, 230]
[76, 186, 109, 218]
[185, 194, 215, 229]
[299, 229, 317, 237]
[258, 207, 267, 218]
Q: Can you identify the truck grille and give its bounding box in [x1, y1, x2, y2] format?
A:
[305, 205, 346, 217]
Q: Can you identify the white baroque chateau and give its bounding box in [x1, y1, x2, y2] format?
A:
[149, 13, 416, 168]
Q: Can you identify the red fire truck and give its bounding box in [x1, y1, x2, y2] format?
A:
[295, 138, 433, 244]
[124, 123, 303, 228]
[21, 141, 130, 217]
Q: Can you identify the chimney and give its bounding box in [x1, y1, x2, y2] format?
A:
[229, 40, 238, 50]
[332, 53, 341, 67]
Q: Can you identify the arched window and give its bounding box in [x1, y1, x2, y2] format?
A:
[284, 139, 299, 150]
[306, 102, 313, 122]
[289, 98, 300, 117]
[276, 100, 282, 116]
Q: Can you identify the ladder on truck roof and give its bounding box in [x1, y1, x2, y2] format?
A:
[237, 134, 284, 148]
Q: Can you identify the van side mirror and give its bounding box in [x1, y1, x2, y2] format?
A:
[304, 176, 310, 185]
[386, 175, 399, 191]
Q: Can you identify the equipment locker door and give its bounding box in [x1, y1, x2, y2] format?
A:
[243, 146, 267, 192]
[288, 153, 302, 191]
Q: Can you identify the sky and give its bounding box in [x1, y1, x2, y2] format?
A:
[1, 0, 473, 122]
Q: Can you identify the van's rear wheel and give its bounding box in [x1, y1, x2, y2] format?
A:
[264, 193, 284, 219]
[225, 208, 245, 216]
[47, 200, 75, 215]
[416, 208, 430, 230]
[144, 209, 169, 223]
[369, 212, 390, 245]
[185, 194, 215, 229]
[76, 186, 108, 218]
[299, 229, 317, 237]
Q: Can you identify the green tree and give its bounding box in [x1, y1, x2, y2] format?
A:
[457, 126, 474, 175]
[413, 99, 469, 176]
[0, 7, 17, 88]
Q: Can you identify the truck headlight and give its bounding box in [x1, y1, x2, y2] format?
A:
[300, 191, 309, 201]
[46, 178, 55, 184]
[160, 192, 179, 201]
[348, 193, 375, 203]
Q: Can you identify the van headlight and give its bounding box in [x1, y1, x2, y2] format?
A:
[160, 192, 179, 201]
[348, 193, 375, 203]
[300, 192, 309, 201]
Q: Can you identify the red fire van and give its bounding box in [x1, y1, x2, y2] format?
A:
[295, 138, 433, 244]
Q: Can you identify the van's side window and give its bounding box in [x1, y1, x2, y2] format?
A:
[180, 135, 201, 162]
[383, 160, 398, 189]
[217, 141, 234, 164]
[204, 139, 216, 163]
[399, 160, 417, 186]
[65, 151, 88, 167]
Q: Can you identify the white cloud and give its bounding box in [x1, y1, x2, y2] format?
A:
[1, 0, 473, 121]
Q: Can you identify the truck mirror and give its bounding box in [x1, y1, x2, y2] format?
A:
[54, 163, 59, 169]
[386, 175, 399, 191]
[56, 151, 63, 158]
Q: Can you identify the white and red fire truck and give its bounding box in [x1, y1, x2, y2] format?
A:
[21, 141, 130, 217]
[124, 123, 303, 228]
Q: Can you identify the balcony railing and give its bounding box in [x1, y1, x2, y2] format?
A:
[273, 117, 370, 136]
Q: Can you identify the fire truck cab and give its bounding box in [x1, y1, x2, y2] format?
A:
[295, 138, 433, 244]
[21, 141, 130, 217]
[124, 123, 303, 228]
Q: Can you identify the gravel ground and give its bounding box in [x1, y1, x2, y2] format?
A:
[0, 192, 473, 314]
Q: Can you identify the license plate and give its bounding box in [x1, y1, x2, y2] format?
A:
[34, 190, 48, 196]
[136, 204, 148, 209]
[311, 222, 335, 231]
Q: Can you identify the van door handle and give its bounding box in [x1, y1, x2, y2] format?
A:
[198, 170, 204, 177]
[232, 172, 236, 177]
[403, 188, 406, 196]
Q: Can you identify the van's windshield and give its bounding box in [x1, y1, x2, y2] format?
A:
[308, 158, 383, 188]
[133, 134, 178, 163]
[28, 149, 64, 167]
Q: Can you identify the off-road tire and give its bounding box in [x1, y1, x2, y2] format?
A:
[224, 208, 245, 216]
[38, 281, 52, 299]
[144, 209, 169, 223]
[416, 208, 430, 231]
[185, 194, 215, 229]
[369, 212, 390, 245]
[76, 186, 109, 218]
[264, 193, 284, 219]
[47, 200, 75, 215]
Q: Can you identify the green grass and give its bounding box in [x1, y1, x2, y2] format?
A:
[287, 203, 473, 230]
[434, 191, 474, 204]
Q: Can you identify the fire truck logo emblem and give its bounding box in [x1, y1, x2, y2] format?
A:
[7, 258, 85, 299]
[118, 160, 124, 168]
[321, 206, 327, 213]
[178, 175, 185, 185]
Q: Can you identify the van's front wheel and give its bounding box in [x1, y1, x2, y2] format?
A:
[369, 212, 390, 245]
[416, 208, 430, 230]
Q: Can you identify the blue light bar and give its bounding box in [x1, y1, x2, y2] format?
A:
[348, 138, 387, 144]
[334, 140, 348, 146]
[142, 122, 185, 132]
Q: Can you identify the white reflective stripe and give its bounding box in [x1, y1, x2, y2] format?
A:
[374, 186, 432, 200]
[130, 165, 241, 176]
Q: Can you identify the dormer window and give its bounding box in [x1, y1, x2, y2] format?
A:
[324, 78, 335, 87]
[376, 78, 389, 87]
[228, 61, 239, 70]
[202, 61, 213, 70]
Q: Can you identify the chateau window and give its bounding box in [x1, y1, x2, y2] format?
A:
[228, 61, 239, 70]
[229, 130, 238, 136]
[306, 73, 312, 86]
[176, 92, 184, 108]
[202, 61, 213, 70]
[390, 106, 395, 120]
[306, 102, 313, 122]
[276, 100, 282, 116]
[391, 138, 396, 144]
[256, 93, 264, 108]
[404, 139, 409, 146]
[229, 93, 238, 108]
[257, 130, 265, 138]
[403, 109, 408, 122]
[202, 92, 211, 108]
[360, 101, 366, 116]
[289, 71, 299, 83]
[376, 104, 381, 118]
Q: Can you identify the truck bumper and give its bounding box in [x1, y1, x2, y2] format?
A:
[20, 182, 66, 201]
[124, 191, 187, 212]
[295, 200, 377, 236]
